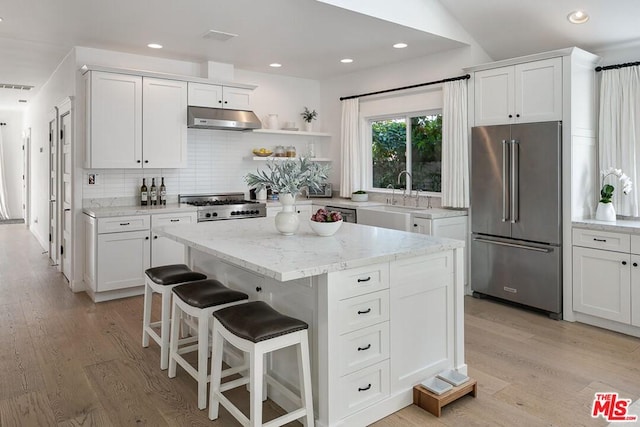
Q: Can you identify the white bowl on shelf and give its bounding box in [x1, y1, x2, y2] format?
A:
[309, 219, 343, 236]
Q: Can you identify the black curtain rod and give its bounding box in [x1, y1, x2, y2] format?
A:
[339, 74, 470, 101]
[595, 61, 640, 72]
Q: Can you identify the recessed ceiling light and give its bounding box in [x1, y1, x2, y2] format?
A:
[567, 10, 589, 24]
[340, 58, 354, 64]
[147, 43, 163, 49]
[269, 63, 282, 68]
[393, 43, 408, 49]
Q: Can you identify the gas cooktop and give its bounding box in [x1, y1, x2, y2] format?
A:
[179, 193, 267, 222]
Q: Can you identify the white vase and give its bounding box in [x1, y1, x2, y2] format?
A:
[304, 121, 313, 132]
[595, 202, 616, 221]
[275, 193, 300, 235]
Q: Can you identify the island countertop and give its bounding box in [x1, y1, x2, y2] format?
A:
[154, 217, 464, 282]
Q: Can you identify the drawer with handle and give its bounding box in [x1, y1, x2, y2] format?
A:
[339, 322, 389, 376]
[97, 215, 150, 234]
[338, 360, 389, 418]
[151, 212, 197, 227]
[338, 290, 389, 334]
[572, 228, 629, 252]
[330, 263, 389, 300]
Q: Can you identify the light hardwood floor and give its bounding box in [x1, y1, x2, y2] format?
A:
[1, 223, 639, 426]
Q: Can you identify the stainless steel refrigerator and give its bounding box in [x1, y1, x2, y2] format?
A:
[471, 121, 562, 319]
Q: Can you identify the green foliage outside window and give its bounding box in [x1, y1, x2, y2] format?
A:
[371, 114, 442, 192]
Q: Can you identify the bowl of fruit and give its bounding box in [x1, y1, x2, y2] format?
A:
[309, 208, 343, 236]
[252, 148, 273, 157]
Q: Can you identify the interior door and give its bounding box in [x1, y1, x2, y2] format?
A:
[510, 121, 562, 244]
[48, 111, 58, 266]
[60, 107, 72, 280]
[471, 125, 511, 238]
[22, 128, 30, 225]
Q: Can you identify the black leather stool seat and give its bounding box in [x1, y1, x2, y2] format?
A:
[145, 264, 206, 286]
[214, 301, 308, 343]
[173, 279, 248, 309]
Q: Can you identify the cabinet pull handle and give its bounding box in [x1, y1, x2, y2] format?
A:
[622, 261, 627, 265]
[153, 235, 158, 239]
[256, 286, 262, 292]
[357, 308, 371, 315]
[508, 114, 513, 118]
[145, 236, 149, 240]
[357, 276, 371, 283]
[358, 384, 372, 392]
[516, 113, 520, 118]
[634, 262, 638, 267]
[593, 238, 607, 242]
[119, 222, 130, 226]
[357, 344, 371, 351]
[137, 160, 141, 163]
[414, 223, 417, 227]
[170, 219, 179, 222]
[144, 160, 149, 164]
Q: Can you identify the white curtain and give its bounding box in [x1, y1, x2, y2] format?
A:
[340, 98, 363, 196]
[441, 80, 469, 208]
[599, 66, 640, 217]
[0, 127, 10, 219]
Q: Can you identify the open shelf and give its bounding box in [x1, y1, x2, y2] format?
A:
[253, 129, 331, 137]
[249, 156, 331, 162]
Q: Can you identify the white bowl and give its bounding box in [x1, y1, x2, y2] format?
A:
[309, 219, 343, 236]
[351, 193, 368, 202]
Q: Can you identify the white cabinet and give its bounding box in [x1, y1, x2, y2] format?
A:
[143, 78, 188, 168]
[188, 82, 252, 110]
[97, 229, 150, 292]
[266, 203, 312, 219]
[85, 71, 187, 169]
[474, 57, 562, 125]
[572, 228, 640, 327]
[151, 212, 197, 267]
[85, 71, 142, 168]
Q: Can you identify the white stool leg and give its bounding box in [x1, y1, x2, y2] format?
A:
[168, 301, 180, 378]
[249, 349, 263, 427]
[197, 311, 210, 410]
[298, 332, 315, 427]
[142, 281, 153, 347]
[159, 288, 172, 370]
[208, 324, 225, 420]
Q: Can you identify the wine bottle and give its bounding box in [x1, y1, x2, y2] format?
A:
[160, 177, 167, 205]
[140, 178, 148, 206]
[150, 178, 157, 206]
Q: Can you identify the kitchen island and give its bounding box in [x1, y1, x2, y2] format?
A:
[155, 217, 465, 426]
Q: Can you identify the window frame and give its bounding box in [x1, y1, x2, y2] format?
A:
[365, 108, 443, 195]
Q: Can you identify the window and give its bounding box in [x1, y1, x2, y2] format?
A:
[370, 112, 442, 192]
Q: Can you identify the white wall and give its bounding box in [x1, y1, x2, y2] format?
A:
[0, 110, 25, 219]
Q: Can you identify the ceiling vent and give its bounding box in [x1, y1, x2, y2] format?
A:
[202, 29, 238, 42]
[0, 83, 34, 90]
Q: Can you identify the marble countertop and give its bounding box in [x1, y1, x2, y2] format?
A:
[154, 217, 464, 282]
[265, 197, 385, 209]
[573, 218, 640, 235]
[84, 204, 198, 218]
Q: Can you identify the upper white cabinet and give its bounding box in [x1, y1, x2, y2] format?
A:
[85, 71, 187, 168]
[188, 82, 252, 110]
[85, 71, 142, 169]
[143, 78, 188, 168]
[474, 57, 562, 126]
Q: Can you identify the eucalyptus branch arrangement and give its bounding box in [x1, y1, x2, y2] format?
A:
[245, 157, 330, 196]
[301, 107, 318, 123]
[599, 167, 633, 203]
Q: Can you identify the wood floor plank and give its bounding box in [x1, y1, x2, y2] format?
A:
[56, 406, 115, 427]
[0, 391, 58, 427]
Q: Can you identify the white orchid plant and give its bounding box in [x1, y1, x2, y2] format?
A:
[599, 167, 633, 204]
[245, 157, 330, 196]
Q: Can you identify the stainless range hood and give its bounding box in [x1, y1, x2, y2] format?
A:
[187, 106, 262, 131]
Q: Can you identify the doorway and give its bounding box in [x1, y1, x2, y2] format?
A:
[59, 100, 72, 281]
[22, 128, 31, 227]
[48, 110, 58, 266]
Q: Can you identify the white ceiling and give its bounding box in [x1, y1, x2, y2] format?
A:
[0, 0, 639, 110]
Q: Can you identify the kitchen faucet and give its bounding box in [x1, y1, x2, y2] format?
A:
[386, 183, 396, 205]
[397, 171, 412, 206]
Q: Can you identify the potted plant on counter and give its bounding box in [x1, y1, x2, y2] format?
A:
[351, 190, 368, 202]
[301, 107, 318, 132]
[245, 158, 330, 235]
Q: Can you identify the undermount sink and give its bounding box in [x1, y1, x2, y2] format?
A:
[357, 205, 422, 232]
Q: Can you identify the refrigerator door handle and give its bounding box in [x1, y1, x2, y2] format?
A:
[510, 139, 519, 224]
[473, 237, 553, 253]
[502, 140, 510, 222]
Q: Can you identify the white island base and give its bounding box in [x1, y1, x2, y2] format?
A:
[156, 218, 465, 426]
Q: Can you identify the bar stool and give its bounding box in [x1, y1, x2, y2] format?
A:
[142, 264, 207, 370]
[168, 279, 249, 409]
[208, 301, 314, 427]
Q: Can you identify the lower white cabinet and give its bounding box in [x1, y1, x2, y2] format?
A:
[266, 203, 312, 219]
[572, 227, 640, 327]
[84, 211, 196, 301]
